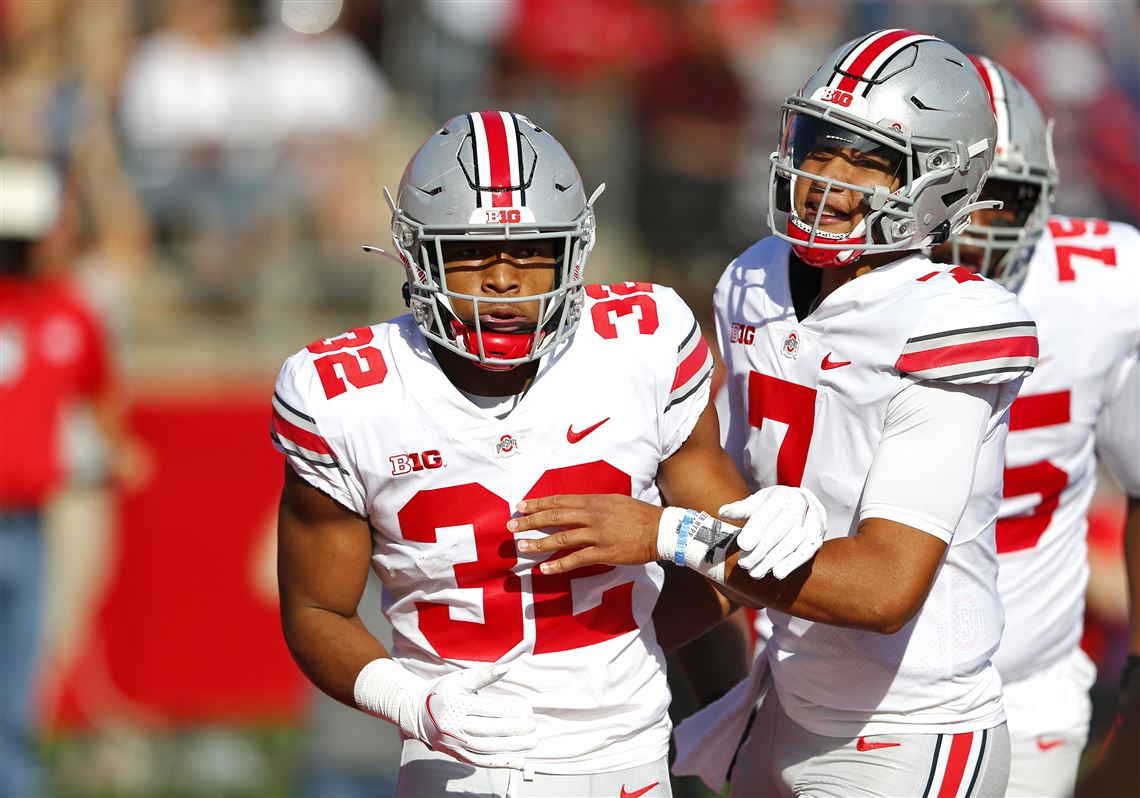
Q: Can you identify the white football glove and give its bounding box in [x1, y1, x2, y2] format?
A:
[719, 486, 827, 580]
[354, 659, 537, 769]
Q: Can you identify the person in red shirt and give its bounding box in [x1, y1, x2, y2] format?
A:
[0, 158, 137, 798]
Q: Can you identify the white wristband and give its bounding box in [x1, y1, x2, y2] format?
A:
[354, 657, 427, 740]
[657, 506, 740, 583]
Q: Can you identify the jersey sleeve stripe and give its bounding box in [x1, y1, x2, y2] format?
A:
[896, 335, 1038, 374]
[272, 408, 335, 456]
[271, 432, 343, 470]
[672, 334, 711, 392]
[903, 361, 1037, 382]
[903, 320, 1036, 347]
[666, 366, 712, 412]
[272, 392, 317, 428]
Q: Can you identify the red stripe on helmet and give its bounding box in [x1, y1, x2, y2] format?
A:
[837, 29, 926, 94]
[969, 55, 998, 114]
[479, 110, 513, 208]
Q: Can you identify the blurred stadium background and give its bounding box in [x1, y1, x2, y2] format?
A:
[2, 0, 1136, 795]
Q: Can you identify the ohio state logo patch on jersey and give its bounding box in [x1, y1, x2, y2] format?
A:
[496, 434, 521, 457]
[781, 330, 801, 359]
[390, 450, 444, 476]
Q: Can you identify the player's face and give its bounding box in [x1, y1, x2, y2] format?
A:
[930, 178, 1034, 270]
[441, 240, 558, 330]
[794, 145, 902, 235]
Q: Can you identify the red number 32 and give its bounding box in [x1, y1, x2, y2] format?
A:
[397, 461, 638, 661]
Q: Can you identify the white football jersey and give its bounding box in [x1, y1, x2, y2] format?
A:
[715, 239, 1037, 737]
[271, 283, 713, 774]
[993, 217, 1140, 683]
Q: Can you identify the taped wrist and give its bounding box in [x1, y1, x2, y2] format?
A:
[354, 657, 427, 741]
[657, 506, 740, 583]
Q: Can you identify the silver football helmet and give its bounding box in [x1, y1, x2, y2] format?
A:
[767, 30, 999, 268]
[940, 55, 1058, 289]
[380, 111, 602, 370]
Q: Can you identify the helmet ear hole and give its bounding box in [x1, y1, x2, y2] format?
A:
[940, 188, 968, 208]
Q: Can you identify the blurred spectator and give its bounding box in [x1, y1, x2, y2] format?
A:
[246, 1, 393, 308]
[632, 2, 747, 316]
[119, 0, 265, 305]
[0, 0, 152, 300]
[725, 1, 852, 248]
[0, 158, 142, 798]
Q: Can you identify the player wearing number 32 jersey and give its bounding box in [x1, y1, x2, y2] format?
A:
[270, 112, 799, 798]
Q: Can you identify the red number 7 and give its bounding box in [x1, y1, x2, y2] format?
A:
[747, 371, 817, 487]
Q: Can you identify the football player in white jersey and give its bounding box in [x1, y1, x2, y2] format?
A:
[512, 31, 1039, 797]
[272, 111, 820, 798]
[929, 56, 1140, 798]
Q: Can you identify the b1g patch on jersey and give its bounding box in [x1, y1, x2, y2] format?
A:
[730, 323, 756, 346]
[390, 450, 445, 476]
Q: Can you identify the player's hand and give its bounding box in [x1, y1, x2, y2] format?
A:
[418, 665, 538, 769]
[719, 486, 827, 579]
[510, 494, 661, 574]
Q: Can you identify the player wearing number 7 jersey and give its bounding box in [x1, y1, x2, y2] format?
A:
[513, 32, 1036, 797]
[271, 112, 801, 797]
[930, 57, 1140, 797]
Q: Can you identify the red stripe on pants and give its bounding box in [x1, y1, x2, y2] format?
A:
[936, 732, 974, 798]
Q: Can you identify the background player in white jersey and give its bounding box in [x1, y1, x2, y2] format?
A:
[929, 55, 1140, 798]
[271, 111, 817, 798]
[512, 31, 1038, 797]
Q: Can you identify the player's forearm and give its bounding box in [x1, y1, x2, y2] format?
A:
[280, 604, 389, 708]
[670, 611, 751, 707]
[1126, 495, 1140, 654]
[718, 529, 937, 634]
[653, 565, 737, 653]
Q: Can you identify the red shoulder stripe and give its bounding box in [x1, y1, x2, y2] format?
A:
[895, 335, 1038, 373]
[272, 409, 333, 456]
[672, 336, 711, 392]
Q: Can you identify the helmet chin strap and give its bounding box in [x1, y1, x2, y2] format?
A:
[448, 320, 539, 372]
[787, 212, 867, 268]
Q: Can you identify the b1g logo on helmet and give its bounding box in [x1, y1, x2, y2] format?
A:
[390, 450, 444, 476]
[485, 209, 522, 224]
[495, 434, 521, 457]
[819, 87, 854, 108]
[473, 207, 536, 225]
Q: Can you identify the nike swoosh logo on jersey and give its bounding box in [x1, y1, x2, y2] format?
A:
[620, 782, 659, 798]
[821, 353, 852, 370]
[567, 417, 610, 444]
[856, 736, 901, 751]
[1036, 737, 1065, 751]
